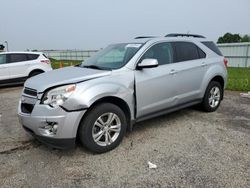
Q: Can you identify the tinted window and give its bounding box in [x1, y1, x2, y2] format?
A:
[202, 41, 223, 56]
[140, 42, 173, 65]
[27, 54, 39, 60]
[173, 42, 200, 62]
[198, 47, 206, 58]
[8, 54, 28, 63]
[0, 54, 6, 64]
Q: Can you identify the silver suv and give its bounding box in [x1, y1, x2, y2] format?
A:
[18, 34, 227, 153]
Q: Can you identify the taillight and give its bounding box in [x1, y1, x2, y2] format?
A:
[223, 58, 228, 68]
[41, 59, 50, 64]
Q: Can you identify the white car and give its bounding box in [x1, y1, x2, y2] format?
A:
[0, 52, 52, 86]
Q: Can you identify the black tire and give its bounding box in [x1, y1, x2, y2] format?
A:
[78, 103, 127, 153]
[202, 81, 222, 112]
[29, 70, 43, 78]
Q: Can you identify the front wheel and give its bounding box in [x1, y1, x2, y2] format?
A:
[201, 81, 222, 112]
[78, 103, 127, 153]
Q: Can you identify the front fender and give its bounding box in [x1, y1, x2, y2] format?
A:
[62, 80, 135, 119]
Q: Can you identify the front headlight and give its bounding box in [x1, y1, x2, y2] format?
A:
[41, 84, 76, 107]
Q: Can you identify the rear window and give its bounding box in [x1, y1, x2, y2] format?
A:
[202, 41, 223, 56]
[27, 54, 39, 60]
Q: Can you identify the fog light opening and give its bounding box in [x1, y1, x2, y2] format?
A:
[52, 124, 58, 134]
[41, 122, 58, 136]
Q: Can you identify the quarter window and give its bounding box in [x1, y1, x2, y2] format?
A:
[202, 41, 223, 56]
[140, 42, 173, 65]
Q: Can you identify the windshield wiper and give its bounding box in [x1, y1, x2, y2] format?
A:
[82, 65, 104, 70]
[82, 65, 111, 70]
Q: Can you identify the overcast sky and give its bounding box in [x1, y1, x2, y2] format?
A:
[0, 0, 249, 51]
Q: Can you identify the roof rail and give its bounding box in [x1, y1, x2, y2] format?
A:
[134, 36, 156, 39]
[165, 33, 205, 38]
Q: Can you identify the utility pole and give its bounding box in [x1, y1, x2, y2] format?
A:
[4, 41, 9, 51]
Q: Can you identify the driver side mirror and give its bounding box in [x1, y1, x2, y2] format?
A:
[137, 58, 158, 69]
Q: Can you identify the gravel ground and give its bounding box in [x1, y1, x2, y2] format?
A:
[0, 87, 249, 188]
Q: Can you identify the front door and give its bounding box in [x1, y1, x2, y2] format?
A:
[135, 42, 178, 118]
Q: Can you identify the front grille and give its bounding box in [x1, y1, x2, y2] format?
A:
[21, 103, 35, 114]
[24, 87, 37, 97]
[21, 87, 38, 114]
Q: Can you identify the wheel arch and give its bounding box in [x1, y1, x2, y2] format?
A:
[209, 75, 225, 90]
[200, 63, 227, 100]
[206, 75, 225, 100]
[28, 69, 44, 77]
[77, 96, 133, 138]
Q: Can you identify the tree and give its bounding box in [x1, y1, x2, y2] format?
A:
[0, 44, 5, 51]
[217, 33, 242, 43]
[241, 34, 250, 42]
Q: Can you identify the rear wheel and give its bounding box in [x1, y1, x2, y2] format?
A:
[202, 81, 222, 112]
[78, 103, 127, 153]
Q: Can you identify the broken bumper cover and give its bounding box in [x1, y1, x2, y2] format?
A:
[18, 100, 86, 150]
[22, 125, 76, 149]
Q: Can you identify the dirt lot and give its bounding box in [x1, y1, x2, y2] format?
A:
[0, 87, 249, 188]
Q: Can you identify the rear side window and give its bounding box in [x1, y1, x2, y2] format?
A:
[198, 48, 206, 58]
[8, 54, 28, 63]
[173, 42, 200, 62]
[202, 41, 223, 56]
[140, 42, 173, 65]
[27, 54, 39, 60]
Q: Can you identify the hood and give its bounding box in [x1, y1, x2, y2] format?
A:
[24, 66, 111, 92]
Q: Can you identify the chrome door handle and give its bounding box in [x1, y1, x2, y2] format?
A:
[170, 69, 177, 75]
[201, 62, 207, 67]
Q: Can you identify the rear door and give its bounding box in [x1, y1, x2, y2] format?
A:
[7, 53, 30, 79]
[0, 54, 10, 81]
[171, 41, 207, 104]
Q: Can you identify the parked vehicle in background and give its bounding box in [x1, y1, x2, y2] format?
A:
[18, 34, 227, 153]
[0, 52, 52, 86]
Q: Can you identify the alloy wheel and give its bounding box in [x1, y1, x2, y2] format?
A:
[92, 112, 121, 146]
[208, 86, 221, 108]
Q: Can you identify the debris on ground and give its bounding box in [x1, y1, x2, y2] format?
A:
[147, 161, 157, 169]
[240, 92, 250, 98]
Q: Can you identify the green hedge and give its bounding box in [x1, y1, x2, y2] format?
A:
[50, 59, 82, 69]
[227, 67, 250, 91]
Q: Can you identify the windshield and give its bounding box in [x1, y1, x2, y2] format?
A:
[80, 43, 142, 70]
